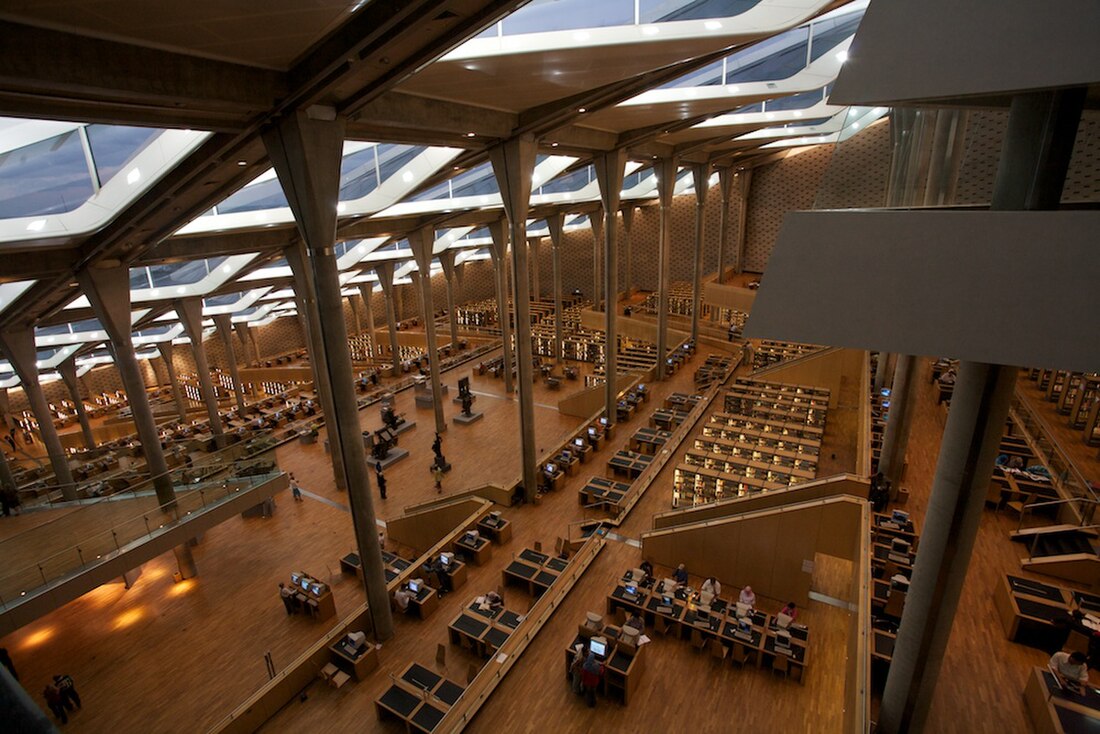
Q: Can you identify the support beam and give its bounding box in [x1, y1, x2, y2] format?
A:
[879, 88, 1085, 733]
[286, 244, 347, 492]
[588, 211, 603, 307]
[77, 265, 175, 506]
[157, 342, 188, 422]
[263, 108, 393, 641]
[358, 283, 380, 360]
[690, 163, 709, 343]
[57, 357, 96, 451]
[409, 228, 448, 435]
[594, 150, 627, 424]
[438, 250, 460, 349]
[621, 205, 635, 297]
[174, 298, 225, 443]
[374, 262, 403, 377]
[213, 314, 248, 415]
[733, 169, 752, 275]
[878, 354, 917, 489]
[489, 134, 539, 503]
[234, 322, 254, 368]
[655, 157, 678, 380]
[546, 213, 566, 364]
[487, 219, 515, 395]
[0, 328, 76, 499]
[0, 443, 16, 494]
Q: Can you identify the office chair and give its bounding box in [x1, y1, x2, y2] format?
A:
[772, 654, 791, 680]
[710, 640, 729, 665]
[691, 628, 707, 652]
[435, 643, 447, 672]
[654, 616, 671, 636]
[534, 541, 543, 553]
[466, 662, 480, 684]
[731, 642, 751, 669]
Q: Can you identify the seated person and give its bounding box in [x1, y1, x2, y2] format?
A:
[701, 576, 721, 597]
[673, 564, 689, 586]
[640, 560, 654, 578]
[739, 585, 756, 608]
[486, 590, 504, 611]
[1050, 650, 1089, 688]
[423, 556, 449, 594]
[394, 584, 414, 614]
[625, 612, 645, 632]
[780, 601, 798, 621]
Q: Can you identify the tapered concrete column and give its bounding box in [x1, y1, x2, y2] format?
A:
[715, 167, 733, 286]
[0, 388, 11, 431]
[286, 246, 347, 492]
[487, 219, 515, 394]
[438, 250, 460, 348]
[156, 343, 188, 422]
[732, 169, 751, 276]
[546, 213, 566, 363]
[77, 265, 175, 505]
[57, 357, 96, 450]
[234, 321, 254, 367]
[358, 283, 380, 359]
[655, 157, 677, 380]
[410, 229, 447, 435]
[880, 88, 1085, 733]
[489, 135, 539, 502]
[621, 206, 635, 298]
[454, 261, 466, 305]
[0, 327, 76, 499]
[529, 237, 541, 300]
[173, 543, 198, 579]
[213, 314, 248, 414]
[264, 107, 393, 640]
[873, 353, 891, 393]
[0, 444, 16, 490]
[248, 328, 262, 363]
[350, 295, 362, 335]
[174, 298, 224, 442]
[594, 151, 627, 422]
[690, 163, 708, 342]
[374, 262, 403, 376]
[588, 211, 603, 307]
[878, 354, 918, 488]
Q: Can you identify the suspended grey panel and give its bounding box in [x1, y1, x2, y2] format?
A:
[744, 210, 1100, 372]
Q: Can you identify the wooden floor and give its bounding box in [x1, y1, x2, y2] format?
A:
[1014, 373, 1100, 482]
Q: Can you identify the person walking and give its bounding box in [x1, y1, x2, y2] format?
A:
[375, 463, 387, 500]
[54, 673, 81, 711]
[580, 652, 604, 708]
[289, 474, 303, 502]
[432, 465, 445, 494]
[43, 681, 67, 724]
[279, 583, 296, 615]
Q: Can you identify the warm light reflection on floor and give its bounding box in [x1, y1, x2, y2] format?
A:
[113, 607, 145, 629]
[21, 626, 55, 649]
[169, 579, 196, 597]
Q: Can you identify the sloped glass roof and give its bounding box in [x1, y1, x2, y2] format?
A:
[482, 0, 763, 37]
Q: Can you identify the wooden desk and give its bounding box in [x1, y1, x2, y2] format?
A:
[448, 611, 490, 652]
[630, 427, 673, 455]
[329, 636, 379, 680]
[454, 534, 493, 565]
[608, 450, 653, 479]
[410, 586, 439, 620]
[442, 558, 467, 591]
[1024, 666, 1100, 734]
[477, 515, 513, 544]
[579, 476, 631, 511]
[374, 663, 464, 732]
[994, 574, 1072, 642]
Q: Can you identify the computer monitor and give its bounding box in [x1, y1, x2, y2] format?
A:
[736, 602, 751, 617]
[588, 638, 607, 658]
[599, 417, 609, 427]
[291, 571, 303, 586]
[546, 463, 557, 474]
[738, 618, 752, 633]
[440, 555, 450, 567]
[574, 438, 585, 448]
[309, 583, 324, 596]
[776, 612, 793, 629]
[892, 509, 910, 523]
[347, 631, 366, 647]
[625, 584, 637, 596]
[638, 383, 645, 391]
[588, 427, 597, 437]
[408, 580, 420, 593]
[490, 511, 502, 521]
[662, 595, 673, 606]
[892, 538, 911, 553]
[300, 578, 311, 593]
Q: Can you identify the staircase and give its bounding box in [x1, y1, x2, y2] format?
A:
[1011, 524, 1100, 589]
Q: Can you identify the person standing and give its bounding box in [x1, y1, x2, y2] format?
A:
[43, 681, 67, 724]
[54, 674, 81, 711]
[0, 647, 17, 680]
[289, 474, 303, 502]
[580, 652, 604, 708]
[375, 463, 387, 500]
[432, 465, 445, 494]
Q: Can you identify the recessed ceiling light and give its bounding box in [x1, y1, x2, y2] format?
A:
[127, 168, 141, 185]
[835, 50, 848, 64]
[401, 170, 414, 182]
[550, 142, 559, 147]
[851, 122, 860, 129]
[793, 111, 803, 118]
[705, 20, 722, 30]
[26, 219, 47, 232]
[641, 25, 659, 36]
[465, 132, 476, 138]
[337, 202, 347, 213]
[237, 160, 247, 166]
[577, 107, 587, 113]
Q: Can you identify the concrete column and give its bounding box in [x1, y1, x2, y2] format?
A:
[358, 283, 380, 359]
[655, 157, 677, 380]
[156, 343, 188, 422]
[350, 295, 362, 335]
[374, 262, 403, 376]
[410, 230, 447, 435]
[546, 213, 565, 364]
[174, 298, 225, 442]
[0, 388, 12, 432]
[213, 314, 248, 414]
[77, 265, 175, 505]
[234, 321, 254, 368]
[715, 167, 733, 285]
[529, 237, 541, 300]
[454, 261, 466, 305]
[880, 88, 1085, 733]
[173, 543, 198, 579]
[621, 206, 634, 298]
[248, 328, 262, 362]
[286, 246, 347, 492]
[489, 135, 539, 501]
[588, 211, 603, 306]
[0, 327, 76, 499]
[594, 151, 627, 423]
[690, 163, 708, 342]
[58, 357, 96, 450]
[263, 107, 394, 640]
[0, 443, 16, 491]
[732, 169, 751, 276]
[438, 250, 460, 348]
[488, 220, 515, 394]
[878, 354, 918, 488]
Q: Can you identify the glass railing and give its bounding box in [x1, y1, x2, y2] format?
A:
[1011, 392, 1098, 506]
[0, 464, 283, 611]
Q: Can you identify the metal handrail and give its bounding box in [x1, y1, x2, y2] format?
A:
[1026, 523, 1100, 560]
[1010, 391, 1098, 505]
[1017, 496, 1100, 533]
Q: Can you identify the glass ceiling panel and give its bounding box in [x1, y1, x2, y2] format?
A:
[377, 145, 422, 184]
[726, 25, 809, 83]
[639, 0, 761, 23]
[85, 125, 160, 186]
[501, 0, 633, 35]
[203, 293, 244, 307]
[0, 129, 94, 219]
[538, 165, 592, 195]
[808, 11, 862, 62]
[658, 59, 724, 90]
[337, 146, 378, 201]
[766, 87, 826, 111]
[146, 257, 228, 288]
[218, 173, 287, 215]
